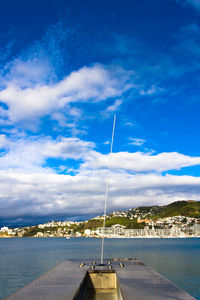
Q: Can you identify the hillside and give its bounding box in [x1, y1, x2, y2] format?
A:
[126, 200, 200, 219]
[81, 200, 200, 232]
[154, 200, 200, 218]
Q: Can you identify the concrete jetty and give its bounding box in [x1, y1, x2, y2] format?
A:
[5, 258, 196, 300]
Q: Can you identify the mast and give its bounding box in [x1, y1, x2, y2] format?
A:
[100, 114, 116, 265]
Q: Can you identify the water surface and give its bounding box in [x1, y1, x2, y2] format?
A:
[0, 238, 199, 299]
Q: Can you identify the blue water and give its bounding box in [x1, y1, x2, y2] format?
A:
[0, 238, 200, 299]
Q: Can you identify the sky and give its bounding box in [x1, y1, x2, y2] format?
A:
[1, 0, 200, 226]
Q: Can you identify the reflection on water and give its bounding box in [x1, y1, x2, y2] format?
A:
[0, 238, 199, 299]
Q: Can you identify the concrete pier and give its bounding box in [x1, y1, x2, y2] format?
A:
[5, 258, 196, 300]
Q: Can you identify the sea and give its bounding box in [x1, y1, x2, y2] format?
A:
[0, 237, 200, 300]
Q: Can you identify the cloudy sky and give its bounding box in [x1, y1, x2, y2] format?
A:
[1, 0, 200, 226]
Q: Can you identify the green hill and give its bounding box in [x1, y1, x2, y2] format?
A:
[155, 200, 200, 218]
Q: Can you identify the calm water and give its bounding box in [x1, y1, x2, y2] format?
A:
[0, 238, 200, 299]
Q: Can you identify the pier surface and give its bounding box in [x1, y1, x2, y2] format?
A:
[5, 258, 196, 300]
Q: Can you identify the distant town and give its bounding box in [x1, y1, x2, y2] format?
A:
[1, 200, 200, 238]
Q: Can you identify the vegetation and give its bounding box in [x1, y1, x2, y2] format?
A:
[104, 217, 145, 229]
[23, 226, 39, 237]
[154, 201, 200, 218]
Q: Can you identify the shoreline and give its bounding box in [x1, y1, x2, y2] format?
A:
[1, 235, 200, 239]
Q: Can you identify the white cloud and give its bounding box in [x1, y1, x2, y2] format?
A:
[140, 84, 162, 96]
[0, 169, 200, 219]
[82, 151, 200, 173]
[0, 134, 7, 148]
[105, 99, 122, 112]
[2, 57, 55, 88]
[1, 136, 200, 220]
[1, 136, 200, 174]
[125, 121, 135, 127]
[0, 64, 132, 124]
[129, 138, 146, 146]
[0, 136, 94, 171]
[42, 137, 94, 160]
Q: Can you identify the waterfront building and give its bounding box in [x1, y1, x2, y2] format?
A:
[84, 229, 91, 236]
[94, 225, 192, 238]
[36, 232, 44, 237]
[192, 224, 200, 235]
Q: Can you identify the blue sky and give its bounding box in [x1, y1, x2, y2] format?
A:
[1, 0, 200, 226]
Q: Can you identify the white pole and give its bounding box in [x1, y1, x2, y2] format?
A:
[100, 114, 116, 265]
